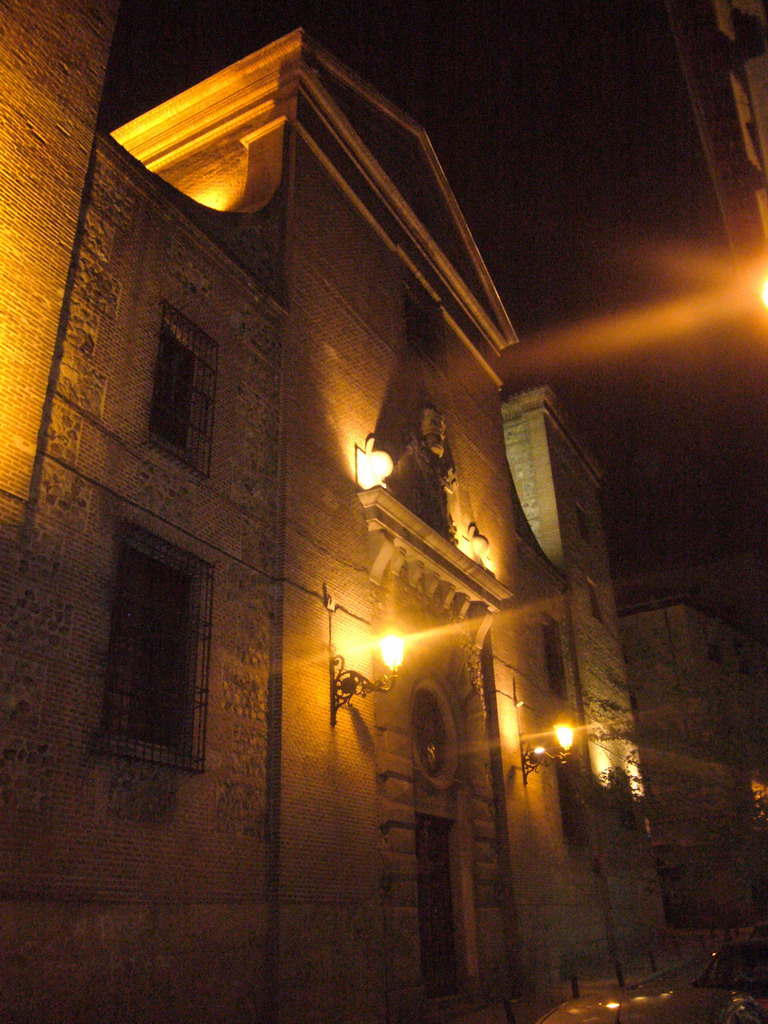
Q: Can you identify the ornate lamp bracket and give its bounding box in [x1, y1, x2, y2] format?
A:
[325, 585, 402, 726]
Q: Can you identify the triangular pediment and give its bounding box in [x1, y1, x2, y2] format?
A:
[112, 29, 517, 365]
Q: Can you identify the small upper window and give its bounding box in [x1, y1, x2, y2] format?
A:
[587, 578, 602, 623]
[576, 504, 590, 542]
[405, 289, 445, 366]
[542, 616, 566, 698]
[98, 523, 213, 772]
[707, 640, 723, 664]
[149, 303, 217, 474]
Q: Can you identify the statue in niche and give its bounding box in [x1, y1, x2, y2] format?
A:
[386, 404, 457, 543]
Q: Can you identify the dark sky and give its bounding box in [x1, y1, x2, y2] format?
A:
[102, 0, 768, 579]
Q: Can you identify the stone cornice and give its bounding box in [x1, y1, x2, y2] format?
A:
[112, 30, 306, 168]
[357, 487, 513, 616]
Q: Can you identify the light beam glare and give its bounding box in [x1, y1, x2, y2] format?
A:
[502, 247, 768, 377]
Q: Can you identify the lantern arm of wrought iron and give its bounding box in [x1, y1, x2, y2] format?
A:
[521, 741, 571, 783]
[331, 654, 397, 723]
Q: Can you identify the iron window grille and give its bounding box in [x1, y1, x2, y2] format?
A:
[97, 524, 213, 772]
[149, 303, 217, 475]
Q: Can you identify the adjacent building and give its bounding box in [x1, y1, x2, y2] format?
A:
[666, 0, 768, 258]
[1, 13, 662, 1023]
[618, 553, 768, 927]
[502, 387, 661, 970]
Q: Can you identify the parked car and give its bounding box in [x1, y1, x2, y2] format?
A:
[535, 940, 768, 1024]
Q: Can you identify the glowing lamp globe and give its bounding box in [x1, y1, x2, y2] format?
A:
[554, 723, 574, 751]
[369, 448, 393, 484]
[379, 633, 404, 673]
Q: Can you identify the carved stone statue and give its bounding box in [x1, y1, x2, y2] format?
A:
[386, 404, 457, 543]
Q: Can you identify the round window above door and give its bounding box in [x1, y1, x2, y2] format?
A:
[411, 682, 458, 790]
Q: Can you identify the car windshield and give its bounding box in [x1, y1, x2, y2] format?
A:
[700, 944, 768, 997]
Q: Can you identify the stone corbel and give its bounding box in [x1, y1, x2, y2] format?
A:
[422, 572, 440, 598]
[407, 560, 426, 589]
[238, 116, 287, 212]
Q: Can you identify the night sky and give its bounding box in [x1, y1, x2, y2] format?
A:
[102, 0, 768, 580]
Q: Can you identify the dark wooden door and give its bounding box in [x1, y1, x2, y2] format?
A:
[415, 813, 457, 998]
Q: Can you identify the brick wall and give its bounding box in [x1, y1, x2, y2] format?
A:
[621, 601, 768, 925]
[502, 388, 664, 980]
[0, 138, 281, 1023]
[0, 0, 118, 507]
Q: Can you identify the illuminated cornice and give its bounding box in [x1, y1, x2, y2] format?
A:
[357, 486, 512, 623]
[112, 31, 305, 170]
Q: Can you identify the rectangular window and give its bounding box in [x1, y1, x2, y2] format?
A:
[542, 616, 566, 698]
[576, 504, 590, 542]
[98, 524, 213, 772]
[405, 288, 445, 366]
[587, 578, 603, 622]
[149, 303, 217, 474]
[556, 759, 589, 849]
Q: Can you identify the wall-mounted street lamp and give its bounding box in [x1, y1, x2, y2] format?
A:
[521, 723, 574, 784]
[325, 586, 404, 726]
[330, 632, 404, 726]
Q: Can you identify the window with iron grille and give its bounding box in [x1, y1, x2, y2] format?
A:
[98, 524, 213, 772]
[149, 303, 217, 475]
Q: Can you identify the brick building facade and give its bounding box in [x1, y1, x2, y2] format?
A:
[618, 555, 768, 927]
[502, 387, 662, 978]
[1, 17, 662, 1023]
